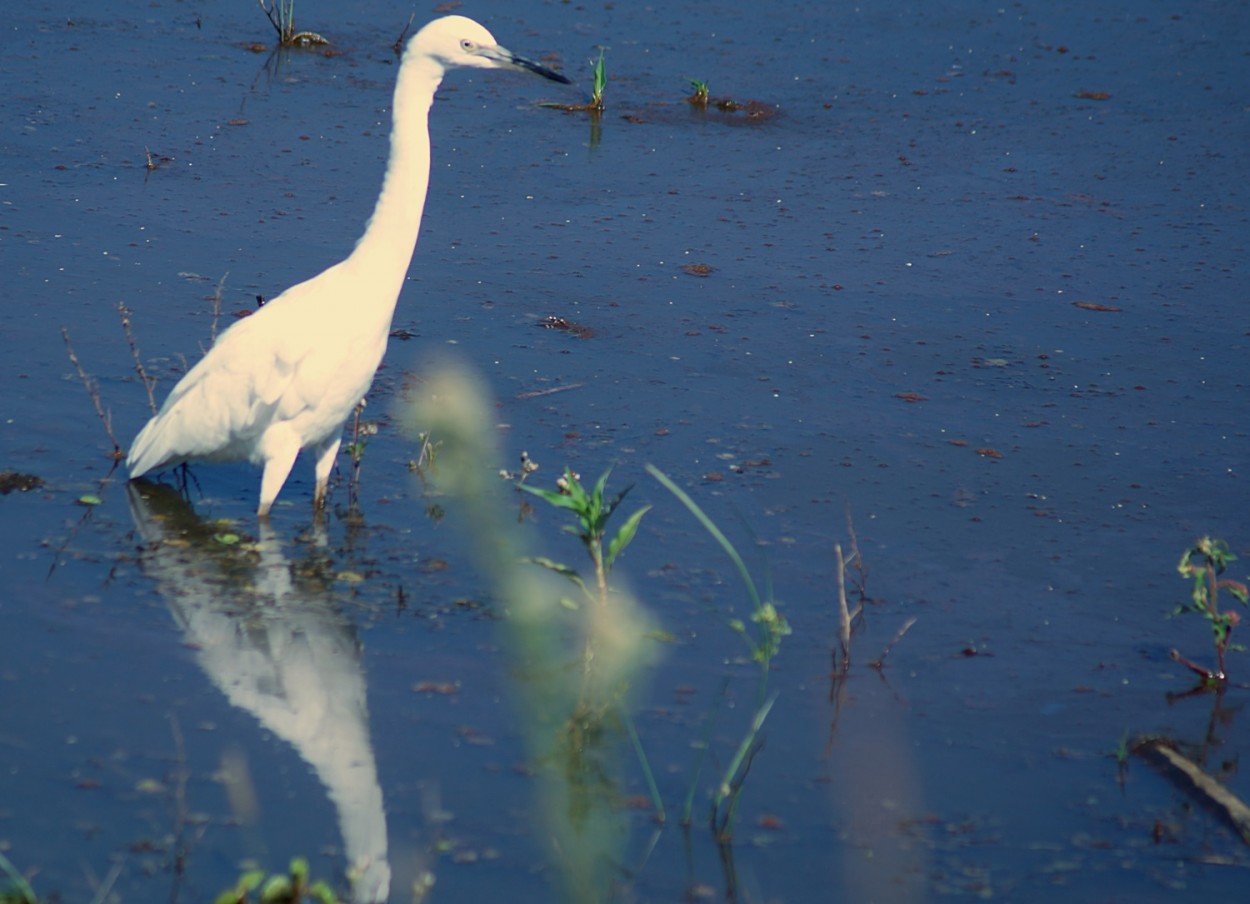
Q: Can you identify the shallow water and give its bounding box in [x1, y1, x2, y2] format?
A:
[3, 1, 1249, 901]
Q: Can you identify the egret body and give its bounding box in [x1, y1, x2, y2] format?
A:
[126, 16, 569, 516]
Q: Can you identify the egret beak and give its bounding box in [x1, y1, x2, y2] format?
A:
[480, 45, 571, 83]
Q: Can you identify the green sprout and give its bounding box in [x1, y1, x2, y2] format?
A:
[215, 857, 339, 904]
[646, 464, 791, 838]
[589, 49, 606, 112]
[519, 467, 649, 606]
[1170, 536, 1250, 686]
[646, 464, 790, 677]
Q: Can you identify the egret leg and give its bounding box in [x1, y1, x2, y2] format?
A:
[312, 435, 342, 511]
[257, 435, 301, 517]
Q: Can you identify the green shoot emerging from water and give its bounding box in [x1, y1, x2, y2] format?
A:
[589, 49, 606, 112]
[520, 467, 650, 606]
[646, 463, 790, 836]
[1171, 536, 1249, 687]
[646, 464, 790, 677]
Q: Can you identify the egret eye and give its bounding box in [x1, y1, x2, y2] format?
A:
[460, 39, 476, 52]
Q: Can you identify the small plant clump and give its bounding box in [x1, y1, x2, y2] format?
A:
[539, 48, 606, 114]
[520, 467, 649, 605]
[1170, 536, 1249, 687]
[588, 49, 606, 112]
[215, 857, 340, 904]
[257, 0, 329, 47]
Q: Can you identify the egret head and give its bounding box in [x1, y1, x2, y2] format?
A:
[413, 15, 571, 83]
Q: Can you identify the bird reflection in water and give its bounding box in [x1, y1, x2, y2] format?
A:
[126, 480, 390, 903]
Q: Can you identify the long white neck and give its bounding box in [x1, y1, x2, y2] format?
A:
[345, 51, 444, 305]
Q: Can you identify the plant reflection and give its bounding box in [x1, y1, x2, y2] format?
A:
[126, 481, 391, 903]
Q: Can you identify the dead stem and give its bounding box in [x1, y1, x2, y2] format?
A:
[117, 302, 157, 414]
[870, 616, 918, 670]
[257, 0, 327, 47]
[1170, 647, 1221, 684]
[834, 542, 851, 672]
[61, 326, 122, 458]
[1139, 737, 1250, 844]
[844, 502, 869, 603]
[347, 398, 369, 511]
[167, 711, 207, 903]
[209, 272, 229, 344]
[393, 11, 416, 56]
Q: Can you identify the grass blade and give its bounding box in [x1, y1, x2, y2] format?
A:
[646, 464, 761, 610]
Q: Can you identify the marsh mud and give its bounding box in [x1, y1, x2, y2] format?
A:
[3, 1, 1249, 901]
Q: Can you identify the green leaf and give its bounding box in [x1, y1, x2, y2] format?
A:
[646, 464, 762, 611]
[260, 875, 291, 903]
[308, 881, 341, 904]
[289, 857, 309, 883]
[518, 483, 582, 513]
[562, 468, 591, 510]
[524, 555, 580, 580]
[76, 494, 103, 506]
[524, 556, 591, 597]
[606, 504, 651, 570]
[602, 480, 635, 524]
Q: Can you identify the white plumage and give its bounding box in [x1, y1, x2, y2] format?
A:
[127, 16, 569, 516]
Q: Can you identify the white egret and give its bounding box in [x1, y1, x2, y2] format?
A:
[127, 16, 570, 516]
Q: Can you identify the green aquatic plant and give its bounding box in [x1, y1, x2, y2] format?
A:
[646, 464, 790, 837]
[0, 853, 38, 904]
[1170, 536, 1249, 686]
[215, 856, 340, 904]
[646, 464, 790, 678]
[520, 466, 664, 821]
[520, 467, 650, 606]
[589, 49, 607, 111]
[410, 362, 658, 898]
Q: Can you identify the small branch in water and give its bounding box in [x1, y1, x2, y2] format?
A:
[514, 383, 584, 400]
[61, 326, 122, 459]
[1169, 647, 1221, 685]
[209, 271, 229, 344]
[1138, 736, 1250, 844]
[870, 616, 918, 670]
[256, 0, 329, 47]
[393, 12, 416, 56]
[834, 542, 851, 672]
[117, 302, 157, 414]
